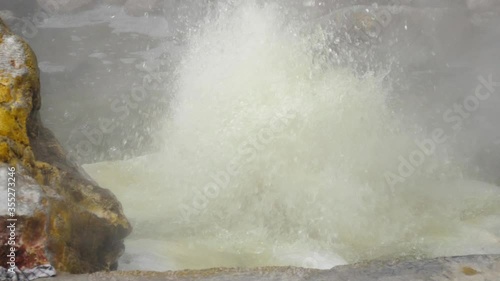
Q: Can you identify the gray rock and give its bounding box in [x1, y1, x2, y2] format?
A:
[51, 255, 500, 280]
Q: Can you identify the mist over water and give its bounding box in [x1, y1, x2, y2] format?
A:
[77, 2, 500, 271]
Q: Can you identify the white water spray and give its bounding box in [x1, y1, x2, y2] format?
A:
[84, 2, 500, 271]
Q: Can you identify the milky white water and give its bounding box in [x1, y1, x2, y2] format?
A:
[83, 2, 500, 271]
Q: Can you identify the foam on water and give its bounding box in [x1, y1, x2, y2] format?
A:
[84, 2, 500, 271]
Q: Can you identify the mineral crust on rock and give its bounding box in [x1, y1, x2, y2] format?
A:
[0, 17, 131, 273]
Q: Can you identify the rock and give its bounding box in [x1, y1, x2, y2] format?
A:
[302, 2, 473, 75]
[35, 0, 97, 14]
[124, 0, 162, 16]
[0, 17, 131, 273]
[49, 255, 500, 280]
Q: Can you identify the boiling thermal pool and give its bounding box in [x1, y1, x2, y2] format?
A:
[83, 3, 500, 271]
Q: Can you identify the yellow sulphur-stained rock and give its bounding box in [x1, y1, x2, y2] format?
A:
[0, 17, 131, 273]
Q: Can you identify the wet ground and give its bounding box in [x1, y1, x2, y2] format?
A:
[53, 255, 500, 281]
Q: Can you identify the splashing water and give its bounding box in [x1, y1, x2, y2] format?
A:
[84, 2, 500, 271]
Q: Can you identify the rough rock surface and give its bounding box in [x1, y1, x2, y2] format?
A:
[52, 255, 500, 280]
[0, 18, 131, 273]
